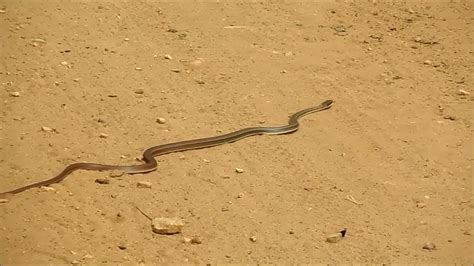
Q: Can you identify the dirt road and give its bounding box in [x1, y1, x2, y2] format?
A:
[0, 1, 472, 264]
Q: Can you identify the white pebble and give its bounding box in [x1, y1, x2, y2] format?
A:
[423, 60, 432, 65]
[41, 126, 54, 132]
[152, 217, 184, 235]
[235, 168, 244, 173]
[9, 91, 20, 97]
[137, 181, 152, 188]
[326, 233, 343, 243]
[135, 67, 142, 71]
[99, 133, 109, 138]
[156, 117, 166, 124]
[41, 186, 56, 192]
[457, 89, 470, 95]
[164, 54, 173, 60]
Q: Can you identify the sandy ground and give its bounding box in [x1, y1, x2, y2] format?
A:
[0, 1, 473, 264]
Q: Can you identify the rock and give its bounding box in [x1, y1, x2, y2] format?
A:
[118, 243, 127, 250]
[41, 186, 56, 192]
[73, 78, 80, 82]
[235, 168, 244, 173]
[152, 217, 184, 235]
[9, 91, 20, 97]
[326, 233, 343, 243]
[237, 192, 244, 199]
[171, 69, 181, 73]
[422, 242, 436, 250]
[41, 126, 54, 132]
[124, 38, 130, 41]
[134, 88, 144, 95]
[137, 181, 152, 188]
[0, 199, 9, 203]
[190, 236, 202, 244]
[95, 178, 110, 184]
[423, 60, 432, 65]
[71, 260, 80, 265]
[156, 117, 166, 124]
[326, 229, 347, 243]
[164, 54, 173, 60]
[190, 59, 202, 66]
[0, 10, 5, 14]
[99, 133, 109, 138]
[109, 170, 124, 177]
[457, 89, 470, 95]
[249, 236, 257, 242]
[416, 202, 427, 208]
[135, 67, 142, 71]
[61, 61, 69, 66]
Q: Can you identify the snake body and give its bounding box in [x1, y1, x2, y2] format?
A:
[0, 100, 333, 198]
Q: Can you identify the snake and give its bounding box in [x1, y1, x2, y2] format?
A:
[0, 100, 333, 198]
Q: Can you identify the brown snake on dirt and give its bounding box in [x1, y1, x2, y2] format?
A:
[0, 100, 333, 198]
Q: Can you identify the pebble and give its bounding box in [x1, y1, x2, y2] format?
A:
[416, 202, 427, 208]
[156, 117, 166, 124]
[118, 243, 127, 250]
[235, 168, 244, 173]
[171, 69, 181, 73]
[61, 61, 69, 66]
[135, 67, 142, 71]
[0, 199, 9, 203]
[134, 88, 144, 94]
[41, 186, 56, 192]
[99, 133, 109, 138]
[124, 38, 130, 41]
[152, 217, 184, 235]
[326, 229, 347, 243]
[164, 54, 173, 60]
[190, 59, 202, 66]
[9, 91, 20, 97]
[137, 181, 152, 188]
[249, 236, 257, 242]
[457, 89, 470, 95]
[190, 236, 202, 244]
[71, 260, 80, 265]
[237, 192, 245, 199]
[423, 60, 432, 65]
[41, 126, 54, 132]
[0, 10, 5, 14]
[109, 170, 124, 177]
[326, 233, 343, 243]
[422, 242, 436, 250]
[73, 78, 80, 82]
[95, 178, 110, 184]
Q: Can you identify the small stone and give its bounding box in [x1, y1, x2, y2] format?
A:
[61, 61, 68, 66]
[0, 10, 5, 14]
[156, 117, 166, 124]
[73, 78, 80, 82]
[221, 206, 229, 212]
[95, 178, 110, 184]
[99, 133, 109, 139]
[422, 242, 436, 250]
[235, 168, 244, 173]
[237, 192, 244, 199]
[41, 126, 54, 132]
[152, 217, 184, 235]
[124, 38, 130, 41]
[190, 59, 202, 66]
[457, 89, 470, 95]
[0, 199, 9, 203]
[249, 236, 257, 242]
[135, 67, 142, 71]
[190, 236, 202, 244]
[137, 181, 152, 188]
[41, 186, 56, 192]
[284, 51, 294, 56]
[423, 60, 432, 65]
[83, 254, 94, 259]
[118, 243, 127, 250]
[9, 91, 20, 97]
[110, 170, 124, 177]
[416, 202, 427, 208]
[134, 88, 144, 94]
[164, 54, 173, 60]
[171, 69, 181, 73]
[54, 81, 60, 86]
[32, 38, 46, 44]
[71, 260, 80, 265]
[326, 233, 343, 243]
[182, 237, 192, 243]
